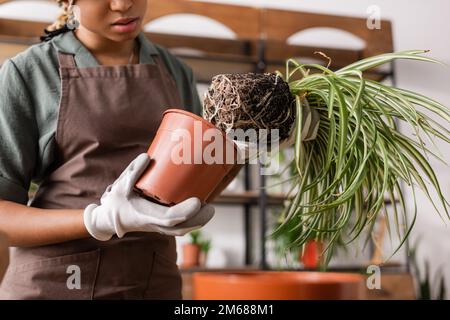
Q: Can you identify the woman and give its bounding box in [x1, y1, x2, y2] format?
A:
[0, 0, 215, 299]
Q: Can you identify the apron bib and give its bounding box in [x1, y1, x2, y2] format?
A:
[0, 46, 186, 300]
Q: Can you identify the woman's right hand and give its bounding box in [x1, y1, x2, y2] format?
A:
[83, 154, 215, 241]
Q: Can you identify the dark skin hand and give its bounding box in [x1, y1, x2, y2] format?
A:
[0, 0, 148, 247]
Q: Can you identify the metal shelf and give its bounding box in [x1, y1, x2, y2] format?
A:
[213, 191, 288, 207]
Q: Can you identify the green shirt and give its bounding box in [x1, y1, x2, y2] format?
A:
[0, 31, 202, 205]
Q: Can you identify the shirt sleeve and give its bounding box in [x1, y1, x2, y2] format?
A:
[0, 59, 38, 205]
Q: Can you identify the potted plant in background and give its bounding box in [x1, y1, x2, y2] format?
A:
[193, 51, 450, 299]
[409, 240, 447, 300]
[199, 237, 212, 268]
[272, 214, 326, 270]
[182, 230, 212, 269]
[182, 230, 202, 269]
[301, 239, 325, 269]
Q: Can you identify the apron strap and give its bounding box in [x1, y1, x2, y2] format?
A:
[152, 55, 181, 101]
[153, 55, 173, 81]
[57, 52, 77, 69]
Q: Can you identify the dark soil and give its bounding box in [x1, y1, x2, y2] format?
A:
[203, 73, 296, 142]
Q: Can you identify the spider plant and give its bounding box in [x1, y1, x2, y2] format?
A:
[272, 50, 450, 265]
[409, 240, 447, 300]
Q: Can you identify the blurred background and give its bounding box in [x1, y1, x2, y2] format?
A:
[0, 0, 449, 300]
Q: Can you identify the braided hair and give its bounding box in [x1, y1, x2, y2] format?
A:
[41, 0, 72, 42]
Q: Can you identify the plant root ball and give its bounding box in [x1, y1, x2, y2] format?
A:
[203, 73, 296, 141]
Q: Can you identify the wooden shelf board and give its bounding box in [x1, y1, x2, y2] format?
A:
[180, 263, 406, 273]
[213, 191, 398, 207]
[0, 42, 29, 65]
[213, 191, 288, 206]
[0, 26, 392, 83]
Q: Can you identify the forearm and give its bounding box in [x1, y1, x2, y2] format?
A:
[0, 200, 90, 247]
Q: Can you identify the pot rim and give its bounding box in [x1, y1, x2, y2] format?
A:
[193, 271, 365, 284]
[164, 109, 239, 154]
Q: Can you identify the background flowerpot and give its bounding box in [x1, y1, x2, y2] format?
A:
[135, 109, 239, 206]
[0, 232, 9, 284]
[182, 244, 201, 268]
[193, 271, 366, 300]
[301, 240, 324, 269]
[199, 251, 208, 268]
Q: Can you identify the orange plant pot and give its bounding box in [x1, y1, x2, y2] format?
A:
[193, 272, 366, 300]
[182, 244, 201, 269]
[135, 109, 239, 205]
[301, 240, 324, 269]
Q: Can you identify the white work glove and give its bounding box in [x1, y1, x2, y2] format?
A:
[83, 153, 215, 241]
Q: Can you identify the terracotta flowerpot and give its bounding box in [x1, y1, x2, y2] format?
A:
[193, 271, 366, 300]
[301, 240, 324, 269]
[199, 251, 208, 268]
[0, 233, 9, 284]
[135, 109, 239, 206]
[182, 244, 201, 268]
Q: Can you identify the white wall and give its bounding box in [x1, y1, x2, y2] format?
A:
[1, 0, 449, 298]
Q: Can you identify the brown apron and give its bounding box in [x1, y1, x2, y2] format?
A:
[0, 45, 185, 299]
